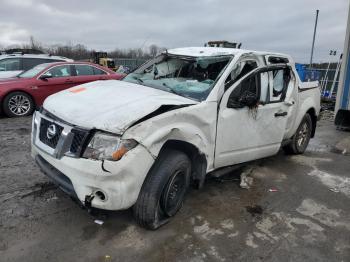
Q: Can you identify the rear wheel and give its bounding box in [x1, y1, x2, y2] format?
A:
[3, 91, 34, 117]
[133, 149, 191, 230]
[283, 114, 312, 154]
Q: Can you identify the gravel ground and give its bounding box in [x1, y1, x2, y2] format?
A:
[0, 114, 350, 262]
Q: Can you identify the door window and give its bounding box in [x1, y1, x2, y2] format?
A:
[75, 65, 95, 76]
[268, 68, 291, 102]
[0, 58, 21, 71]
[227, 67, 291, 108]
[93, 67, 107, 75]
[225, 60, 258, 89]
[43, 65, 72, 78]
[22, 58, 62, 71]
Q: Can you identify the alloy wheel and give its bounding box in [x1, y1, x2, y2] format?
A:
[8, 95, 31, 116]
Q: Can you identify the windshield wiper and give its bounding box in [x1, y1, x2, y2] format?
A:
[132, 76, 145, 86]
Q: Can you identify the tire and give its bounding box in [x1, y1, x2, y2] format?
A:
[283, 114, 312, 154]
[133, 149, 191, 230]
[3, 91, 34, 117]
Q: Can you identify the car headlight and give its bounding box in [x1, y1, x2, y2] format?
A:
[83, 132, 138, 161]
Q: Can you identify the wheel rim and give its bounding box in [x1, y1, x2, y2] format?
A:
[297, 122, 310, 148]
[8, 95, 31, 116]
[160, 170, 187, 217]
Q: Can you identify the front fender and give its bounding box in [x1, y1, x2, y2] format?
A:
[123, 101, 217, 171]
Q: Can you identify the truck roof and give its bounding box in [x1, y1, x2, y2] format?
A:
[167, 47, 291, 59]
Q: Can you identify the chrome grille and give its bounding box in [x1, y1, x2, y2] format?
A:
[34, 110, 90, 158]
[70, 129, 89, 155]
[39, 118, 64, 149]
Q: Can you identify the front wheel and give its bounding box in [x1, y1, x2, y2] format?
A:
[3, 91, 34, 117]
[133, 149, 191, 230]
[283, 113, 312, 154]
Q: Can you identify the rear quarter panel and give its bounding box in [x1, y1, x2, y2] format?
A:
[292, 87, 321, 136]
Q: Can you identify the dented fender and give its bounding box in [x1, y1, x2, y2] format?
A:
[123, 101, 218, 171]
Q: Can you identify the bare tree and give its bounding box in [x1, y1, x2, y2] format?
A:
[149, 44, 158, 57]
[2, 39, 165, 60]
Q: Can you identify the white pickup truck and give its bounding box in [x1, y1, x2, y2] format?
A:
[31, 47, 321, 229]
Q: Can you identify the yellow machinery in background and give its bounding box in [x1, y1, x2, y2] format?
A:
[91, 52, 117, 71]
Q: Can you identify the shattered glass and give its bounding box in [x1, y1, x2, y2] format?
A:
[123, 54, 233, 101]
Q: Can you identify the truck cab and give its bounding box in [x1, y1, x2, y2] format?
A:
[31, 47, 321, 229]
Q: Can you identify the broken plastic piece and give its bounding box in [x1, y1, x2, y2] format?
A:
[268, 188, 278, 192]
[240, 168, 254, 189]
[94, 219, 104, 225]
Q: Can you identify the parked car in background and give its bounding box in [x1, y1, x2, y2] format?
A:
[0, 62, 124, 117]
[31, 47, 321, 229]
[0, 53, 72, 79]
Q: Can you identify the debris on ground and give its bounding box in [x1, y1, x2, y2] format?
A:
[320, 110, 335, 121]
[240, 168, 254, 189]
[329, 188, 340, 193]
[94, 219, 104, 225]
[268, 188, 278, 192]
[104, 255, 112, 261]
[334, 137, 350, 155]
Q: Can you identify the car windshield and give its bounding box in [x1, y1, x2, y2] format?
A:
[123, 54, 233, 101]
[17, 63, 52, 78]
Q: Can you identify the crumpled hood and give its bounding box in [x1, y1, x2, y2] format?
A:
[43, 80, 197, 134]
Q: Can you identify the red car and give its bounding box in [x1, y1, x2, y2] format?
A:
[0, 62, 124, 117]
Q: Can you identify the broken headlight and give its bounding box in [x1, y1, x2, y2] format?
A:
[82, 132, 137, 161]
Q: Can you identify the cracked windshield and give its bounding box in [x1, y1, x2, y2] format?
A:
[123, 54, 232, 101]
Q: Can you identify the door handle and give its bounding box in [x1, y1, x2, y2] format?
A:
[275, 111, 288, 117]
[65, 79, 74, 84]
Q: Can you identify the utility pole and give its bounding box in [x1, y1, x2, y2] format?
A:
[309, 9, 319, 68]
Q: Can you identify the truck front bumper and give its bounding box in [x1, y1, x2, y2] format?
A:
[32, 144, 154, 210]
[31, 110, 155, 210]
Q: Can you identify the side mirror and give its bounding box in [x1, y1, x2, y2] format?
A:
[227, 73, 260, 109]
[227, 85, 244, 108]
[239, 91, 258, 107]
[39, 74, 52, 80]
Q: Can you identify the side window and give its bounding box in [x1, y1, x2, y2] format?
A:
[259, 72, 269, 103]
[43, 65, 72, 78]
[23, 58, 63, 71]
[227, 73, 259, 108]
[269, 69, 291, 102]
[75, 65, 95, 76]
[44, 59, 63, 63]
[0, 58, 21, 71]
[225, 60, 258, 89]
[23, 58, 42, 70]
[93, 67, 107, 75]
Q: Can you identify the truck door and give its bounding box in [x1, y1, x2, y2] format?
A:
[214, 65, 293, 168]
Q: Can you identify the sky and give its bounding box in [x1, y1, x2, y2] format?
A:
[0, 0, 349, 63]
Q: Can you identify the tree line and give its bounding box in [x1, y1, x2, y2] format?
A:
[1, 36, 165, 60]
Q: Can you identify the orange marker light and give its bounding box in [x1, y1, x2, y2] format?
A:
[112, 146, 128, 161]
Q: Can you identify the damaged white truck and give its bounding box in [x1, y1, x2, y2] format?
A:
[31, 47, 321, 229]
